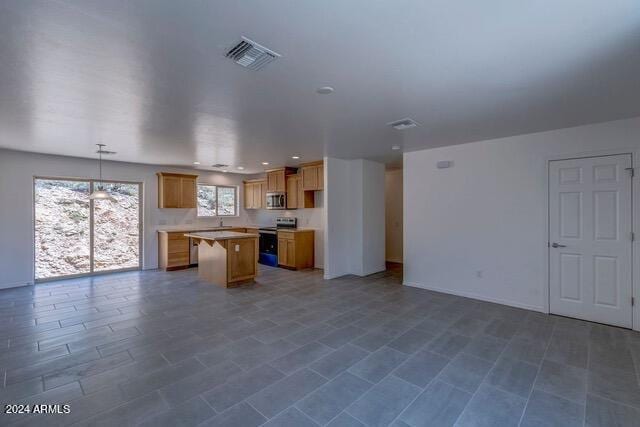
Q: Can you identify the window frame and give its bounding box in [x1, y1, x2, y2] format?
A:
[196, 183, 239, 217]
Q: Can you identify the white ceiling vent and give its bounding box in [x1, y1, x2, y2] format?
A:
[387, 118, 420, 130]
[225, 37, 281, 71]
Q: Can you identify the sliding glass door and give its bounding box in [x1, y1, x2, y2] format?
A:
[93, 182, 141, 272]
[34, 178, 142, 281]
[34, 179, 91, 280]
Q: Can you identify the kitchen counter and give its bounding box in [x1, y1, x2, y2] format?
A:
[183, 231, 257, 240]
[157, 225, 261, 232]
[185, 231, 259, 288]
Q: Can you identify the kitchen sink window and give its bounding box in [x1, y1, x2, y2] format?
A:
[197, 184, 237, 217]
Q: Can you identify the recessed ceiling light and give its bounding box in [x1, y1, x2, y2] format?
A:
[316, 86, 334, 95]
[193, 161, 200, 165]
[262, 162, 269, 165]
[391, 145, 401, 150]
[222, 170, 228, 173]
[292, 156, 300, 159]
[237, 166, 245, 170]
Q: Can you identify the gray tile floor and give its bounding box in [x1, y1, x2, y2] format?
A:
[1, 265, 640, 426]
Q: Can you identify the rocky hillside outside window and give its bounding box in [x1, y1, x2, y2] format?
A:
[197, 184, 237, 217]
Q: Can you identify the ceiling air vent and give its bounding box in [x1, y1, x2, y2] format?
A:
[225, 37, 281, 71]
[387, 118, 420, 130]
[211, 163, 229, 168]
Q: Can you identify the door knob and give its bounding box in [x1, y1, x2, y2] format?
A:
[551, 242, 567, 248]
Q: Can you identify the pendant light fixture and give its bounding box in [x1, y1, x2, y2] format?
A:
[89, 144, 116, 202]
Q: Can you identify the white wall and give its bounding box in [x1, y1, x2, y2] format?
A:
[0, 149, 253, 288]
[385, 169, 403, 263]
[324, 157, 352, 278]
[404, 117, 640, 326]
[324, 157, 386, 279]
[361, 159, 386, 275]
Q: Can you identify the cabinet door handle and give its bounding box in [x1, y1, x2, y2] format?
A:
[551, 242, 567, 248]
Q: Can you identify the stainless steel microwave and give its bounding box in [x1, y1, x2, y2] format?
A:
[265, 192, 286, 210]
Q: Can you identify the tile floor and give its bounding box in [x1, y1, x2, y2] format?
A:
[1, 265, 639, 426]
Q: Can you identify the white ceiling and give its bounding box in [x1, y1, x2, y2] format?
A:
[1, 0, 639, 173]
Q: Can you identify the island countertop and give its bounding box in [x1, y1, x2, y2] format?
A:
[184, 231, 258, 241]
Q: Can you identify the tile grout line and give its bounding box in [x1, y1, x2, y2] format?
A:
[582, 326, 592, 427]
[449, 316, 530, 426]
[516, 318, 557, 427]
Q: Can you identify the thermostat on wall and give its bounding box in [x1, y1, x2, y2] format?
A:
[437, 160, 453, 169]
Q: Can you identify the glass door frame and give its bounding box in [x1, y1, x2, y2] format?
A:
[33, 176, 144, 283]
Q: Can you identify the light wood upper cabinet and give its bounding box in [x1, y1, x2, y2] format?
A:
[243, 163, 322, 211]
[301, 161, 324, 191]
[267, 170, 283, 192]
[266, 168, 296, 192]
[286, 175, 298, 209]
[180, 178, 196, 208]
[286, 174, 314, 209]
[157, 173, 198, 209]
[253, 181, 263, 208]
[243, 179, 265, 209]
[161, 176, 181, 208]
[243, 182, 253, 209]
[317, 163, 324, 190]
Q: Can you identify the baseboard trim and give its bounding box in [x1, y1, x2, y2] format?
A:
[0, 281, 33, 290]
[403, 281, 545, 314]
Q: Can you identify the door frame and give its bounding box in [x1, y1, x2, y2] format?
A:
[544, 149, 637, 330]
[32, 176, 144, 283]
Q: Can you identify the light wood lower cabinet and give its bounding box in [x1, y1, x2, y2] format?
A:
[277, 230, 314, 270]
[225, 237, 259, 284]
[159, 232, 191, 270]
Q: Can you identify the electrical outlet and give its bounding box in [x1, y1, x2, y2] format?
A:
[476, 270, 483, 279]
[235, 244, 240, 252]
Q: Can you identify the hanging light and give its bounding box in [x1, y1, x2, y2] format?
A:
[90, 144, 116, 202]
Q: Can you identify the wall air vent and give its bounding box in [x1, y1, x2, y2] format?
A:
[211, 164, 229, 168]
[225, 37, 281, 71]
[387, 118, 420, 130]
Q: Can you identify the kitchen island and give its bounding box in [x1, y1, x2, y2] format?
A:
[158, 227, 259, 271]
[184, 231, 259, 288]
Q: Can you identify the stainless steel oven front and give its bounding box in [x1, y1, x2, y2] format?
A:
[265, 192, 286, 210]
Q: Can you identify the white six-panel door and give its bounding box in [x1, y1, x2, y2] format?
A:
[549, 154, 633, 328]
